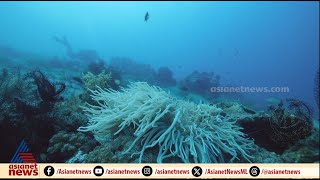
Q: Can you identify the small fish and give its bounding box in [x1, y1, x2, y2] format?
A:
[145, 11, 149, 22]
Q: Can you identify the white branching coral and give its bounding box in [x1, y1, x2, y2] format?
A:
[78, 82, 255, 163]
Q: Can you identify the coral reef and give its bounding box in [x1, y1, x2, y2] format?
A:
[84, 129, 136, 163]
[66, 150, 88, 163]
[78, 82, 255, 163]
[239, 98, 314, 154]
[179, 70, 220, 99]
[80, 70, 113, 104]
[0, 110, 56, 162]
[249, 146, 283, 163]
[14, 98, 43, 117]
[154, 66, 177, 87]
[0, 44, 318, 164]
[13, 70, 66, 119]
[51, 95, 87, 132]
[216, 101, 257, 120]
[108, 58, 176, 88]
[105, 67, 122, 90]
[46, 131, 98, 162]
[268, 99, 313, 148]
[238, 114, 277, 152]
[0, 68, 31, 122]
[82, 67, 122, 90]
[84, 144, 129, 163]
[0, 68, 56, 162]
[82, 70, 111, 90]
[281, 129, 319, 163]
[0, 68, 82, 163]
[87, 59, 106, 75]
[109, 57, 156, 83]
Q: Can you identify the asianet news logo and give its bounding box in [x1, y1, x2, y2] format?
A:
[9, 164, 38, 176]
[8, 139, 39, 176]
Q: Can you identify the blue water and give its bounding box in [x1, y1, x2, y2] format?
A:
[0, 1, 319, 116]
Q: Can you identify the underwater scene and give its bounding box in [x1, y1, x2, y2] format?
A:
[0, 1, 319, 163]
